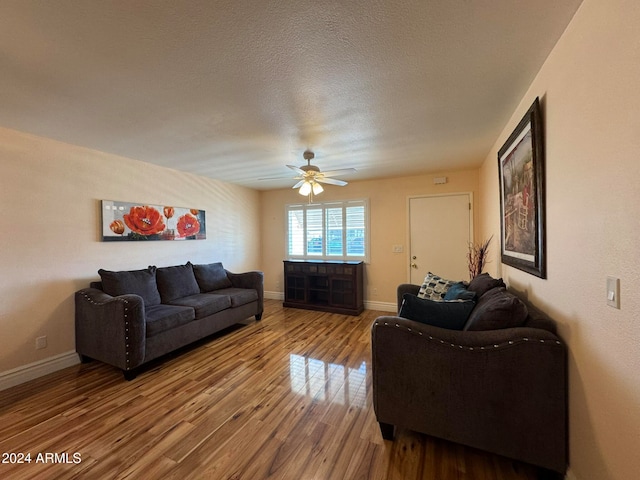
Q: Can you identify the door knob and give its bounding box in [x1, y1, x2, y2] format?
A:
[412, 256, 417, 260]
[411, 263, 418, 269]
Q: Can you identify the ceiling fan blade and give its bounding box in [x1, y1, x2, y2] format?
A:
[287, 165, 306, 175]
[319, 168, 356, 177]
[317, 177, 348, 186]
[292, 180, 306, 189]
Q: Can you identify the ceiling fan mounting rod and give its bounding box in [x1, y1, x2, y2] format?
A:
[300, 150, 320, 173]
[303, 150, 314, 162]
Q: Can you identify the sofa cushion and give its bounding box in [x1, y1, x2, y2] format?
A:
[99, 267, 162, 306]
[145, 304, 195, 337]
[464, 287, 528, 331]
[399, 293, 475, 330]
[214, 288, 259, 307]
[156, 263, 200, 303]
[417, 272, 457, 301]
[168, 293, 231, 319]
[443, 282, 476, 301]
[467, 273, 506, 297]
[191, 262, 233, 292]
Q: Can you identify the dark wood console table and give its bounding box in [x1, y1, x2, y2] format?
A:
[283, 260, 364, 315]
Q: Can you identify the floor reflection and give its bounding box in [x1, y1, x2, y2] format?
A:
[289, 354, 367, 408]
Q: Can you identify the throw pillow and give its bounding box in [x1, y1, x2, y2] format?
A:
[443, 282, 476, 301]
[98, 266, 162, 306]
[417, 272, 457, 301]
[463, 287, 528, 331]
[399, 293, 475, 330]
[155, 263, 200, 303]
[191, 261, 233, 292]
[467, 273, 506, 297]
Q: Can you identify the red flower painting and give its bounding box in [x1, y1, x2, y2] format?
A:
[123, 205, 166, 236]
[176, 213, 200, 237]
[102, 200, 205, 242]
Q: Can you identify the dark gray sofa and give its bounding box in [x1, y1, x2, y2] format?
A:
[75, 261, 263, 379]
[371, 274, 567, 474]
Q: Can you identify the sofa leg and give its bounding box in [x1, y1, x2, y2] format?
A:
[379, 422, 395, 440]
[123, 369, 137, 381]
[255, 313, 263, 321]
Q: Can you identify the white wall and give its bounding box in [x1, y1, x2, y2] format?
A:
[0, 127, 261, 376]
[478, 1, 640, 479]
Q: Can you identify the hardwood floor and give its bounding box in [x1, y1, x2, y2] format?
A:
[0, 300, 542, 479]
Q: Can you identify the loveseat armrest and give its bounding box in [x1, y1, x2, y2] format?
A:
[371, 315, 567, 473]
[75, 288, 146, 371]
[396, 283, 420, 311]
[226, 270, 264, 313]
[373, 314, 563, 347]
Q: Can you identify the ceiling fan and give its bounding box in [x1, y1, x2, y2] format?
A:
[287, 150, 356, 199]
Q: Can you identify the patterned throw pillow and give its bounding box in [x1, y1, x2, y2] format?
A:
[417, 272, 457, 301]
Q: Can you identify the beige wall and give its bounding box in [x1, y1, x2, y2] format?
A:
[260, 169, 479, 306]
[0, 127, 261, 373]
[478, 1, 640, 479]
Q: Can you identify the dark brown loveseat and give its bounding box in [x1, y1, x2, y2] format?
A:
[75, 261, 263, 379]
[371, 274, 567, 474]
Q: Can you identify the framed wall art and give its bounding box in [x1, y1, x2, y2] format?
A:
[498, 97, 546, 278]
[101, 200, 206, 242]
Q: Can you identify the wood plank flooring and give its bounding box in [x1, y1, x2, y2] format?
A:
[0, 300, 543, 479]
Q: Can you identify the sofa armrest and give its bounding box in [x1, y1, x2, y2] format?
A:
[226, 270, 264, 313]
[397, 283, 420, 311]
[75, 288, 146, 371]
[371, 315, 567, 473]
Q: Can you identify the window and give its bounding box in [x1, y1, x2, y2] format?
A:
[286, 200, 368, 261]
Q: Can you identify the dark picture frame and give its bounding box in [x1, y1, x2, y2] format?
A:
[498, 97, 546, 278]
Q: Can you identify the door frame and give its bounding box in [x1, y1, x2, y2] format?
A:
[406, 192, 474, 282]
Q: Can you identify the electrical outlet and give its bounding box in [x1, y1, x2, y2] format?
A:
[36, 336, 47, 350]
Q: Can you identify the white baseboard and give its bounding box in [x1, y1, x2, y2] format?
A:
[565, 468, 576, 480]
[364, 300, 397, 312]
[265, 291, 396, 313]
[0, 351, 80, 392]
[265, 290, 284, 300]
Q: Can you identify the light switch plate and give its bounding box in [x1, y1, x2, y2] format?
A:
[606, 276, 620, 309]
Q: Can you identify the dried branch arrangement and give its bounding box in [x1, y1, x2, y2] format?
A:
[468, 236, 493, 280]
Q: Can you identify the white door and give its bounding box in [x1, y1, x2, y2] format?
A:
[409, 194, 472, 285]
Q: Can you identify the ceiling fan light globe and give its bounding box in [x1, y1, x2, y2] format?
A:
[299, 181, 312, 196]
[312, 182, 324, 195]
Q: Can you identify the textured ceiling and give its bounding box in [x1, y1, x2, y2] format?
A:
[0, 0, 583, 190]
